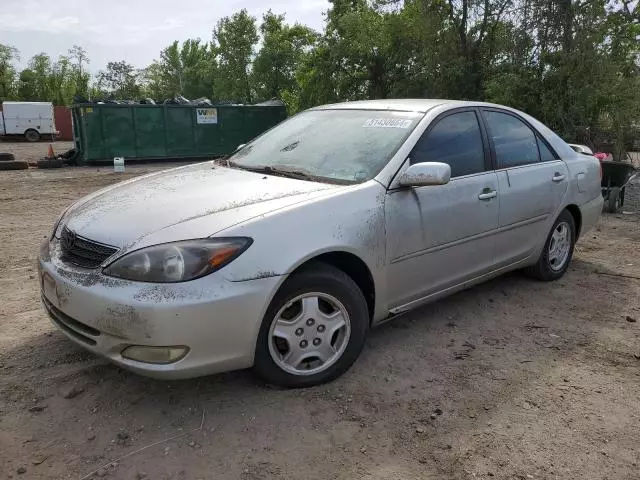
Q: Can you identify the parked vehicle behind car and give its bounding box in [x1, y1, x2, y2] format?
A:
[567, 143, 637, 212]
[0, 101, 57, 141]
[39, 99, 603, 387]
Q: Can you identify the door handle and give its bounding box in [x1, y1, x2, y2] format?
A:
[552, 173, 566, 182]
[478, 190, 497, 200]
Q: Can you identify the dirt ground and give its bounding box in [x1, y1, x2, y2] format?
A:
[1, 142, 639, 480]
[0, 141, 74, 163]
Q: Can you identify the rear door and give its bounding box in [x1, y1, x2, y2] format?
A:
[480, 109, 569, 266]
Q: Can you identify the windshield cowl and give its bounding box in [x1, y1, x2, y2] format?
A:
[228, 162, 358, 185]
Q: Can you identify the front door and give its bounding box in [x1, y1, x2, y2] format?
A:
[480, 109, 569, 266]
[385, 109, 500, 309]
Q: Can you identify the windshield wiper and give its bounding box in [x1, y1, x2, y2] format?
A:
[228, 163, 316, 181]
[227, 162, 357, 185]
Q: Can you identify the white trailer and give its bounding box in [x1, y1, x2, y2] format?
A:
[0, 101, 57, 142]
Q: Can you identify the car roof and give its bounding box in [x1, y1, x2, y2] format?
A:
[311, 98, 578, 160]
[311, 99, 517, 113]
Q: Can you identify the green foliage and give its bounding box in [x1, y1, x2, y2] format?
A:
[212, 9, 259, 103]
[0, 43, 19, 101]
[252, 10, 318, 107]
[96, 61, 141, 100]
[143, 39, 216, 100]
[17, 69, 37, 100]
[68, 45, 90, 98]
[2, 47, 86, 105]
[1, 1, 637, 151]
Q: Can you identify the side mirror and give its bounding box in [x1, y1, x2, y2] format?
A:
[235, 144, 246, 152]
[398, 162, 451, 187]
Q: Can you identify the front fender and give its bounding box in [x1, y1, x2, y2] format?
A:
[217, 181, 389, 322]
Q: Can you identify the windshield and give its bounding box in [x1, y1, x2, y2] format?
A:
[229, 109, 423, 183]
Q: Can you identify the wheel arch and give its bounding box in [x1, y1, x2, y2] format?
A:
[253, 249, 375, 387]
[564, 204, 582, 239]
[285, 250, 376, 322]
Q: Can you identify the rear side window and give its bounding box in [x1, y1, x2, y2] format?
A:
[483, 111, 539, 168]
[411, 111, 485, 177]
[537, 137, 557, 162]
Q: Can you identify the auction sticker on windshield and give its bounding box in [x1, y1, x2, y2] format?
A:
[362, 118, 413, 128]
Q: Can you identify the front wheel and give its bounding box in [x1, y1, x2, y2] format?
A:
[526, 209, 576, 281]
[253, 263, 369, 388]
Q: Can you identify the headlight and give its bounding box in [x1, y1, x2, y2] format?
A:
[103, 238, 252, 283]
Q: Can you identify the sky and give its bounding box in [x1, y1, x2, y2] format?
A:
[1, 0, 330, 72]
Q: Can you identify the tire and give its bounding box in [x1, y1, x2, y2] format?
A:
[253, 263, 369, 388]
[0, 160, 29, 171]
[25, 129, 40, 142]
[526, 209, 576, 281]
[37, 158, 63, 169]
[605, 187, 621, 213]
[0, 152, 15, 161]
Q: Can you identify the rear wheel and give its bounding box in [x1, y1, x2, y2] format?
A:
[606, 187, 621, 213]
[253, 263, 369, 388]
[526, 209, 576, 281]
[25, 129, 40, 142]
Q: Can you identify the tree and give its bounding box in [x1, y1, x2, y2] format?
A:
[150, 39, 215, 99]
[17, 69, 37, 100]
[18, 52, 76, 104]
[139, 62, 166, 100]
[479, 0, 639, 152]
[295, 0, 638, 151]
[68, 45, 90, 99]
[212, 9, 258, 102]
[96, 61, 141, 99]
[294, 0, 463, 106]
[49, 56, 74, 105]
[29, 53, 53, 101]
[0, 43, 19, 101]
[1, 1, 637, 151]
[251, 11, 318, 105]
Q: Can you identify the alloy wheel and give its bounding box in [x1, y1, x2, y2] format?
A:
[268, 292, 351, 376]
[548, 221, 571, 271]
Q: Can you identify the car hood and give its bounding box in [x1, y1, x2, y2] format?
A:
[63, 162, 339, 249]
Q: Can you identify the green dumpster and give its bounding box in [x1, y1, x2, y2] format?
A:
[71, 103, 287, 163]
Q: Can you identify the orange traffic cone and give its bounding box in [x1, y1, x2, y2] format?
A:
[46, 144, 55, 159]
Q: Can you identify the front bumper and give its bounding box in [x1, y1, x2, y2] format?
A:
[38, 239, 282, 379]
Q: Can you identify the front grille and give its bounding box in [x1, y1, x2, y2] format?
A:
[60, 226, 118, 268]
[42, 296, 100, 346]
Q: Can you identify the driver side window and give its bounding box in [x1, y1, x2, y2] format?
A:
[410, 111, 486, 178]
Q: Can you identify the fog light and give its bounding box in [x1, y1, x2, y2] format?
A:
[121, 346, 189, 364]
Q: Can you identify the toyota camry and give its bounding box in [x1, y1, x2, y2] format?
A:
[39, 100, 603, 387]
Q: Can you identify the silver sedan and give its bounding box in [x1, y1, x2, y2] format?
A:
[39, 99, 603, 387]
